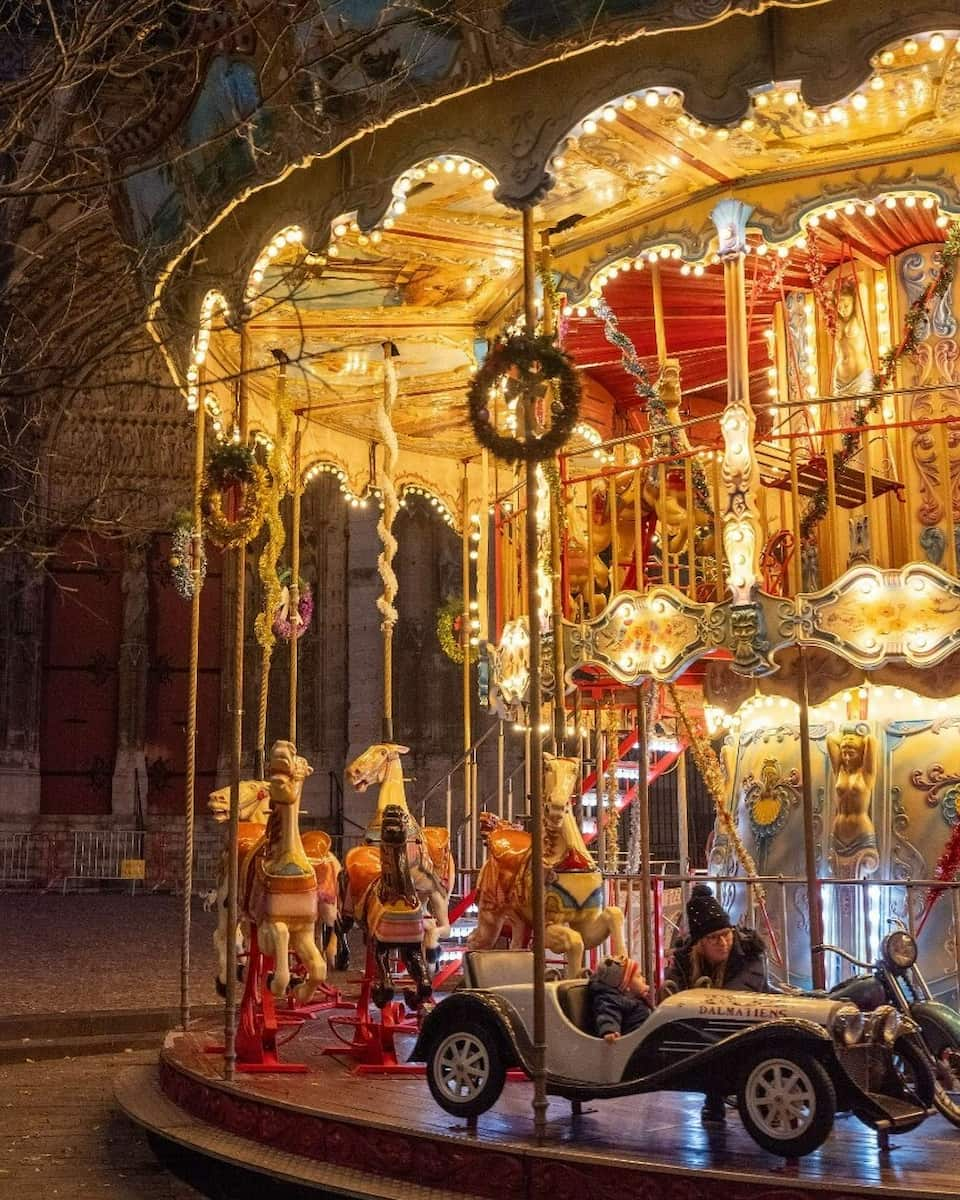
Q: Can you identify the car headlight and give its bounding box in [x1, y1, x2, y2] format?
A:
[832, 1003, 866, 1046]
[882, 930, 917, 972]
[873, 1005, 904, 1046]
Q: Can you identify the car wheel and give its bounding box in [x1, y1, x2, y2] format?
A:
[737, 1050, 836, 1158]
[427, 1023, 507, 1119]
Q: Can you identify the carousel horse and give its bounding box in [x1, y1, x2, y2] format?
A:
[237, 740, 327, 1005]
[344, 802, 433, 1010]
[209, 779, 346, 994]
[342, 742, 454, 962]
[468, 753, 626, 977]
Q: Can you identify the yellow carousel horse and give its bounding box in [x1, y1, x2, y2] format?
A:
[236, 740, 327, 1005]
[209, 778, 346, 995]
[468, 753, 626, 977]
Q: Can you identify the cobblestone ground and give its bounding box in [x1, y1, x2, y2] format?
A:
[0, 894, 221, 1015]
[0, 1050, 204, 1200]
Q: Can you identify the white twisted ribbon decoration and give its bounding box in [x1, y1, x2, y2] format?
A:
[376, 342, 399, 632]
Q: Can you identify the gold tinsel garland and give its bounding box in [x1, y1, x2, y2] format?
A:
[668, 683, 765, 904]
[204, 463, 268, 549]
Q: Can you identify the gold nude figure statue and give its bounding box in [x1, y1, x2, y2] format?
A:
[827, 724, 879, 878]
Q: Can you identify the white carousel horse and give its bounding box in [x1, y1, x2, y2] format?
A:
[237, 740, 326, 1004]
[208, 779, 345, 994]
[350, 802, 433, 1010]
[468, 753, 626, 977]
[343, 742, 454, 961]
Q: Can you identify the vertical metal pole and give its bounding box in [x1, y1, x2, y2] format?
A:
[289, 426, 302, 743]
[676, 748, 689, 886]
[951, 887, 960, 1007]
[797, 647, 826, 989]
[497, 720, 505, 818]
[224, 326, 251, 1079]
[181, 398, 206, 1031]
[636, 687, 653, 987]
[779, 876, 791, 982]
[461, 463, 473, 865]
[523, 205, 547, 1142]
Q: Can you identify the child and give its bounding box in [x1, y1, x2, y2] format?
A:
[588, 955, 653, 1041]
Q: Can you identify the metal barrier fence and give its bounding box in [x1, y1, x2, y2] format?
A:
[62, 830, 147, 893]
[610, 872, 960, 1003]
[0, 832, 53, 887]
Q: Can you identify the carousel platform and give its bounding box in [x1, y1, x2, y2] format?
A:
[117, 1014, 960, 1200]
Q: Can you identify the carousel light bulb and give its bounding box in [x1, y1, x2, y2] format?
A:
[865, 202, 877, 216]
[334, 223, 347, 237]
[829, 106, 845, 123]
[885, 195, 897, 208]
[644, 90, 660, 108]
[871, 75, 885, 90]
[602, 105, 617, 122]
[906, 195, 917, 207]
[582, 118, 598, 133]
[844, 202, 856, 215]
[903, 39, 919, 56]
[852, 93, 868, 111]
[443, 158, 456, 173]
[457, 160, 471, 175]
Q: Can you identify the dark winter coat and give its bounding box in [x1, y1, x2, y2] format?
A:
[663, 928, 768, 993]
[587, 977, 653, 1038]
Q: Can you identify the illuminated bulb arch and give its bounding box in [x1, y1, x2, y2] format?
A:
[186, 290, 230, 412]
[243, 225, 305, 305]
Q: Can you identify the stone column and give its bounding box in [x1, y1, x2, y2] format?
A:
[111, 539, 149, 819]
[345, 508, 385, 829]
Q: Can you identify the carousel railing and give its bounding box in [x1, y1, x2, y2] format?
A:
[492, 403, 960, 632]
[609, 871, 960, 1003]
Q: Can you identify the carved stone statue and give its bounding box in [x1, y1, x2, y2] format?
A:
[827, 723, 879, 878]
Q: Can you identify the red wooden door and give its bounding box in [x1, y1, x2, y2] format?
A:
[40, 536, 122, 814]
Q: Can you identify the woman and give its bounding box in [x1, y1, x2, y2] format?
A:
[663, 883, 768, 993]
[663, 883, 768, 1125]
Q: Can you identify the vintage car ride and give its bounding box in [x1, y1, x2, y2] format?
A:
[411, 950, 934, 1158]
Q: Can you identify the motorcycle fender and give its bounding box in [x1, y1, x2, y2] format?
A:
[911, 1001, 960, 1050]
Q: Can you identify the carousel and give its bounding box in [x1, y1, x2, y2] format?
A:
[117, 2, 960, 1196]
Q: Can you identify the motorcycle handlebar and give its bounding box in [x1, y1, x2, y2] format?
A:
[812, 943, 873, 971]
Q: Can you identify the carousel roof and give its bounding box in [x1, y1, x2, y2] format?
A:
[197, 29, 960, 464]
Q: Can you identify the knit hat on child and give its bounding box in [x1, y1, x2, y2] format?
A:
[594, 955, 641, 992]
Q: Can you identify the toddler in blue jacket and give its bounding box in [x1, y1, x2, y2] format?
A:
[588, 955, 653, 1041]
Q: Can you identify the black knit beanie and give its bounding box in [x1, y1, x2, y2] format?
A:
[686, 883, 731, 943]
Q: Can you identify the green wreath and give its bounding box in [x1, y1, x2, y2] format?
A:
[202, 444, 267, 549]
[467, 333, 580, 463]
[437, 597, 478, 665]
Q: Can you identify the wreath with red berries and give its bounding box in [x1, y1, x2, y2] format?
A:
[467, 333, 580, 463]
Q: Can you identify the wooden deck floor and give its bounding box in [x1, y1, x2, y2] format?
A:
[138, 1016, 960, 1200]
